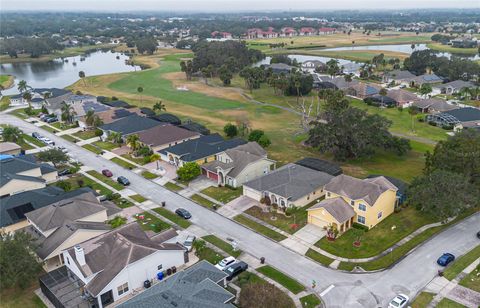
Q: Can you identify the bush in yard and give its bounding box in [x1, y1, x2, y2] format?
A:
[264, 196, 271, 206]
[106, 192, 121, 201]
[258, 134, 271, 148]
[352, 222, 369, 232]
[56, 180, 72, 191]
[223, 123, 238, 138]
[94, 128, 103, 137]
[177, 162, 201, 181]
[69, 165, 80, 174]
[108, 216, 127, 228]
[285, 206, 297, 217]
[248, 129, 265, 142]
[193, 239, 206, 256]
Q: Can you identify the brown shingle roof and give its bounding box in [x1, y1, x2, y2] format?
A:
[386, 89, 421, 104]
[137, 124, 200, 148]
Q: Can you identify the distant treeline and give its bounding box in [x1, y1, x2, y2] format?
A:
[0, 37, 64, 58]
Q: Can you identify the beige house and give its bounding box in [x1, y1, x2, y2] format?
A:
[202, 142, 276, 188]
[307, 175, 398, 233]
[25, 191, 121, 271]
[0, 142, 22, 156]
[0, 156, 57, 197]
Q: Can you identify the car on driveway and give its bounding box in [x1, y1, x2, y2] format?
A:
[175, 208, 191, 220]
[388, 294, 409, 308]
[224, 261, 248, 280]
[215, 256, 236, 271]
[437, 253, 455, 266]
[102, 169, 113, 177]
[183, 235, 196, 252]
[117, 176, 130, 186]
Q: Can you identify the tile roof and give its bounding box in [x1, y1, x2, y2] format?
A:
[244, 163, 334, 202]
[325, 174, 397, 205]
[100, 114, 161, 135]
[385, 70, 416, 80]
[138, 125, 200, 148]
[118, 260, 234, 308]
[308, 197, 356, 223]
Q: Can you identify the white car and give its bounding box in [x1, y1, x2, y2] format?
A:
[57, 146, 68, 153]
[388, 294, 409, 308]
[215, 256, 236, 271]
[183, 235, 196, 252]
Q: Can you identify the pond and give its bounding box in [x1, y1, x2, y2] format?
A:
[0, 50, 141, 95]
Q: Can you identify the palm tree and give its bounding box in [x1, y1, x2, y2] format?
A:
[79, 71, 86, 87]
[150, 153, 161, 169]
[411, 44, 416, 51]
[22, 92, 32, 109]
[107, 131, 123, 145]
[152, 101, 166, 114]
[126, 134, 140, 154]
[344, 74, 353, 83]
[85, 110, 96, 127]
[458, 87, 472, 101]
[137, 86, 143, 104]
[17, 80, 28, 93]
[408, 106, 419, 132]
[60, 101, 76, 124]
[2, 125, 23, 143]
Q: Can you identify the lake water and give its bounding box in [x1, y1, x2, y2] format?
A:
[0, 50, 141, 95]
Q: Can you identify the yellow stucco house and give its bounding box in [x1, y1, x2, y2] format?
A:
[307, 175, 398, 233]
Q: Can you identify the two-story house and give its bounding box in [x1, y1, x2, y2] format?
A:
[307, 175, 398, 233]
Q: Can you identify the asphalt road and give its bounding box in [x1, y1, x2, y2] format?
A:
[2, 113, 478, 308]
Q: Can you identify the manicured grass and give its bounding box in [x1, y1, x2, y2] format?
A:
[244, 202, 317, 234]
[411, 292, 435, 308]
[191, 194, 217, 210]
[93, 141, 118, 151]
[316, 207, 436, 259]
[0, 282, 47, 308]
[234, 215, 287, 241]
[121, 153, 147, 165]
[194, 240, 225, 264]
[443, 245, 480, 280]
[50, 122, 77, 131]
[305, 249, 334, 266]
[82, 144, 103, 155]
[300, 294, 322, 308]
[285, 49, 409, 62]
[86, 170, 125, 191]
[39, 125, 59, 134]
[141, 170, 158, 179]
[164, 181, 183, 192]
[235, 271, 266, 287]
[9, 108, 34, 119]
[21, 134, 45, 147]
[135, 211, 171, 233]
[202, 235, 242, 258]
[436, 298, 466, 308]
[0, 96, 10, 111]
[130, 194, 147, 203]
[54, 174, 112, 196]
[201, 186, 242, 204]
[110, 157, 136, 169]
[0, 74, 14, 89]
[257, 265, 305, 294]
[73, 129, 98, 140]
[427, 42, 479, 55]
[459, 264, 480, 293]
[61, 134, 78, 142]
[112, 197, 134, 208]
[153, 207, 191, 228]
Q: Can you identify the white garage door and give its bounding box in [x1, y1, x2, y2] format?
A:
[309, 215, 329, 228]
[243, 186, 262, 201]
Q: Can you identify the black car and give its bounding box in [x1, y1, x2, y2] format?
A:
[477, 231, 480, 239]
[117, 176, 130, 186]
[32, 132, 41, 139]
[58, 169, 72, 176]
[224, 261, 248, 280]
[175, 208, 192, 219]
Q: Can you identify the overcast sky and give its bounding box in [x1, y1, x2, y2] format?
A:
[1, 0, 479, 12]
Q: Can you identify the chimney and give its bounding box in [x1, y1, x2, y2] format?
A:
[74, 245, 86, 266]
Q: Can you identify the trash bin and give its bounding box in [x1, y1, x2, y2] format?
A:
[162, 201, 166, 207]
[157, 272, 164, 281]
[260, 257, 265, 264]
[172, 266, 177, 274]
[144, 280, 151, 288]
[167, 268, 172, 276]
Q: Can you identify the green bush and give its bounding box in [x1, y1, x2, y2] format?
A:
[177, 162, 201, 181]
[56, 180, 72, 191]
[352, 222, 369, 232]
[94, 128, 103, 137]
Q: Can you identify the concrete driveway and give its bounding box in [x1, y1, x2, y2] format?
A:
[217, 195, 258, 218]
[281, 224, 326, 255]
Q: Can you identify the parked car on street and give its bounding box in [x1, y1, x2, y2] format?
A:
[117, 176, 130, 186]
[437, 253, 455, 266]
[388, 294, 409, 308]
[102, 169, 113, 177]
[32, 132, 41, 139]
[215, 256, 236, 271]
[45, 117, 58, 123]
[57, 146, 68, 153]
[224, 261, 248, 280]
[175, 208, 191, 219]
[183, 235, 196, 252]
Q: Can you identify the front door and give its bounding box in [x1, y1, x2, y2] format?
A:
[100, 290, 114, 307]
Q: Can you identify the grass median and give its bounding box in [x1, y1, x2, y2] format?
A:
[305, 249, 334, 267]
[130, 194, 147, 203]
[300, 294, 322, 308]
[234, 215, 287, 242]
[153, 207, 191, 228]
[141, 170, 158, 179]
[191, 194, 217, 210]
[83, 144, 103, 155]
[443, 245, 480, 280]
[86, 170, 125, 190]
[110, 157, 136, 169]
[257, 265, 305, 294]
[202, 235, 241, 258]
[164, 182, 183, 192]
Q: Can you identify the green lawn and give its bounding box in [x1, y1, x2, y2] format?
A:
[164, 182, 183, 191]
[202, 235, 242, 258]
[50, 122, 77, 131]
[235, 271, 266, 287]
[427, 43, 479, 55]
[121, 153, 146, 165]
[135, 211, 171, 233]
[61, 134, 78, 142]
[86, 170, 125, 191]
[20, 134, 45, 147]
[9, 108, 39, 119]
[141, 170, 158, 179]
[443, 245, 480, 280]
[112, 197, 134, 208]
[234, 215, 287, 241]
[53, 175, 112, 196]
[300, 294, 322, 308]
[0, 282, 47, 308]
[316, 207, 436, 259]
[0, 96, 11, 111]
[257, 265, 305, 294]
[194, 240, 225, 264]
[130, 194, 147, 203]
[93, 141, 119, 151]
[411, 292, 435, 308]
[191, 194, 218, 210]
[110, 157, 136, 169]
[436, 298, 466, 308]
[459, 264, 480, 293]
[39, 125, 59, 134]
[201, 186, 242, 204]
[82, 144, 103, 155]
[305, 249, 334, 266]
[153, 207, 191, 228]
[73, 130, 98, 140]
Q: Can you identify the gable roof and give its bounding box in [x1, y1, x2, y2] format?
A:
[295, 158, 343, 176]
[1, 155, 56, 187]
[385, 70, 416, 80]
[244, 163, 334, 201]
[0, 187, 93, 228]
[67, 223, 184, 296]
[386, 89, 420, 103]
[138, 125, 200, 148]
[433, 80, 475, 90]
[308, 197, 356, 224]
[412, 98, 459, 112]
[325, 174, 397, 205]
[100, 114, 161, 135]
[367, 175, 408, 195]
[0, 142, 22, 153]
[118, 260, 234, 308]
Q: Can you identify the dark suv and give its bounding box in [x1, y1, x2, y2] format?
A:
[117, 176, 130, 186]
[175, 208, 192, 219]
[224, 261, 248, 280]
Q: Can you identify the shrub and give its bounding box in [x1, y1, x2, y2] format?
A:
[442, 124, 454, 130]
[69, 165, 80, 174]
[264, 196, 271, 206]
[397, 107, 403, 112]
[285, 206, 297, 216]
[94, 128, 103, 137]
[352, 222, 369, 232]
[272, 203, 278, 210]
[248, 129, 265, 142]
[260, 197, 266, 204]
[258, 135, 271, 148]
[56, 180, 72, 191]
[106, 192, 121, 200]
[223, 123, 238, 138]
[177, 162, 201, 181]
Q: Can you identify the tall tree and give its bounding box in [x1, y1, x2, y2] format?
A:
[17, 80, 28, 93]
[180, 60, 194, 81]
[1, 125, 23, 143]
[107, 131, 123, 145]
[176, 162, 201, 181]
[126, 134, 140, 153]
[223, 123, 238, 138]
[407, 107, 419, 132]
[218, 65, 233, 86]
[60, 101, 76, 124]
[419, 83, 432, 98]
[78, 71, 86, 86]
[37, 148, 69, 167]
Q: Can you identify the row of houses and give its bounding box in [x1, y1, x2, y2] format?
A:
[245, 26, 337, 39]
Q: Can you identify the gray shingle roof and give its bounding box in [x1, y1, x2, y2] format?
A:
[1, 155, 56, 187]
[308, 197, 356, 223]
[443, 107, 480, 123]
[325, 174, 397, 205]
[412, 98, 458, 112]
[118, 260, 233, 308]
[244, 163, 334, 202]
[100, 114, 161, 135]
[138, 125, 200, 148]
[385, 70, 416, 80]
[433, 80, 475, 90]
